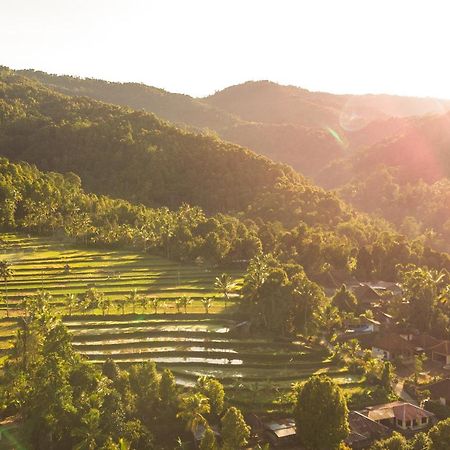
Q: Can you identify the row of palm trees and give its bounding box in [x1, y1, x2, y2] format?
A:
[62, 273, 238, 316]
[64, 290, 226, 316]
[0, 262, 238, 318]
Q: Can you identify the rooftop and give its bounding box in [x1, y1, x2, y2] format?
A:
[360, 402, 435, 423]
[430, 340, 450, 356]
[420, 378, 450, 400]
[371, 333, 415, 353]
[345, 411, 390, 445]
[264, 418, 296, 439]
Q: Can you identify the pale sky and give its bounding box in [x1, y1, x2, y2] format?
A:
[2, 0, 450, 98]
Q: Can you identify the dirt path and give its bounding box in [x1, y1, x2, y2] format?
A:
[393, 379, 417, 405]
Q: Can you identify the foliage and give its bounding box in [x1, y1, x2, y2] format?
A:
[196, 376, 225, 418]
[428, 418, 450, 450]
[294, 375, 349, 450]
[220, 406, 250, 450]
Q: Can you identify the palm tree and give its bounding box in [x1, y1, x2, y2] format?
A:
[201, 297, 212, 314]
[177, 393, 210, 434]
[115, 298, 126, 315]
[100, 297, 111, 316]
[72, 408, 102, 450]
[180, 296, 192, 314]
[64, 293, 78, 316]
[126, 289, 140, 314]
[151, 297, 160, 314]
[214, 273, 236, 310]
[139, 295, 149, 313]
[0, 260, 13, 318]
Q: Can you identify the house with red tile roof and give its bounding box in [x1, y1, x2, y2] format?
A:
[345, 411, 391, 449]
[371, 333, 415, 361]
[359, 401, 435, 432]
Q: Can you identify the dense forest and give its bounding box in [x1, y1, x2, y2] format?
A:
[1, 68, 449, 284]
[17, 68, 450, 252]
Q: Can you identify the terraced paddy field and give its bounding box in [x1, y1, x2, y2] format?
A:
[0, 233, 243, 314]
[0, 233, 368, 411]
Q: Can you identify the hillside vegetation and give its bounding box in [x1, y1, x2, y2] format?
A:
[16, 68, 450, 251]
[0, 69, 449, 282]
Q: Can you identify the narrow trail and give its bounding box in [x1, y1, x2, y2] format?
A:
[393, 379, 417, 405]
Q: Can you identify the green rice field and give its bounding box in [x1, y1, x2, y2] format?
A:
[0, 233, 243, 313]
[0, 233, 368, 410]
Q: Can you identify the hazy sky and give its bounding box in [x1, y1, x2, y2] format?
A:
[2, 0, 450, 98]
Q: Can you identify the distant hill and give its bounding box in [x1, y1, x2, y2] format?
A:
[7, 67, 450, 251]
[318, 113, 450, 187]
[205, 80, 450, 129]
[0, 67, 342, 227]
[19, 70, 450, 180]
[1, 67, 449, 279]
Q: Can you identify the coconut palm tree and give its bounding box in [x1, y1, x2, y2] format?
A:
[200, 297, 213, 314]
[177, 393, 210, 434]
[126, 288, 140, 314]
[64, 293, 78, 316]
[71, 408, 102, 450]
[151, 297, 160, 314]
[180, 296, 192, 314]
[139, 295, 149, 313]
[99, 297, 111, 316]
[214, 273, 236, 310]
[115, 298, 127, 316]
[0, 260, 13, 318]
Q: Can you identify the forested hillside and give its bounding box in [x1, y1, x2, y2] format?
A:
[317, 114, 450, 251]
[1, 68, 448, 283]
[14, 68, 450, 252]
[22, 71, 450, 179]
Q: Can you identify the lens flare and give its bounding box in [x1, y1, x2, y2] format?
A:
[326, 127, 346, 148]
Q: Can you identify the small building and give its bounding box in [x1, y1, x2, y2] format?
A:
[263, 418, 296, 447]
[372, 307, 394, 327]
[419, 378, 450, 406]
[371, 333, 415, 361]
[410, 334, 441, 353]
[229, 321, 251, 337]
[345, 411, 391, 449]
[362, 317, 381, 333]
[359, 401, 435, 432]
[352, 283, 382, 306]
[429, 341, 450, 367]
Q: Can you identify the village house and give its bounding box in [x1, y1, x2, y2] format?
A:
[405, 334, 450, 368]
[351, 283, 382, 307]
[419, 378, 450, 406]
[345, 411, 391, 449]
[371, 332, 415, 361]
[359, 401, 435, 432]
[428, 341, 450, 367]
[263, 418, 296, 447]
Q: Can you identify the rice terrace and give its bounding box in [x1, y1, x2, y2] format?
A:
[0, 233, 366, 412]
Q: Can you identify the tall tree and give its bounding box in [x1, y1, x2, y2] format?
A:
[196, 376, 225, 418]
[214, 273, 236, 310]
[294, 375, 349, 450]
[177, 393, 210, 434]
[221, 407, 250, 450]
[331, 284, 358, 312]
[199, 426, 218, 450]
[428, 418, 450, 450]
